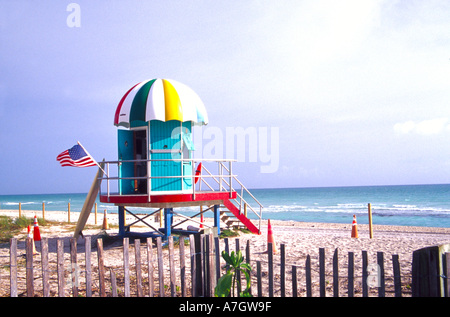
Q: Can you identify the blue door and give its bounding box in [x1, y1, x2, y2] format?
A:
[118, 129, 148, 194]
[150, 120, 182, 191]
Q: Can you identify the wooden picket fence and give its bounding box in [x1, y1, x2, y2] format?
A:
[3, 234, 430, 297]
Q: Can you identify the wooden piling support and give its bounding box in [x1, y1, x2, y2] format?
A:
[368, 203, 373, 239]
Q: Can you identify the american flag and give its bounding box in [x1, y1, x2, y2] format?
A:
[57, 144, 97, 167]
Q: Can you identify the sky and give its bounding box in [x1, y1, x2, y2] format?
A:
[1, 0, 450, 195]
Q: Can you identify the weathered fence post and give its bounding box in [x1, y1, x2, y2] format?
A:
[41, 237, 49, 297]
[305, 254, 312, 297]
[446, 252, 450, 297]
[391, 254, 401, 297]
[362, 250, 368, 297]
[443, 252, 450, 297]
[168, 236, 176, 297]
[57, 239, 65, 297]
[97, 238, 106, 297]
[179, 236, 186, 297]
[215, 237, 221, 284]
[202, 234, 207, 296]
[110, 269, 118, 297]
[209, 235, 216, 296]
[348, 251, 354, 297]
[156, 237, 165, 297]
[123, 237, 130, 297]
[319, 248, 325, 297]
[292, 265, 298, 297]
[70, 238, 78, 297]
[9, 238, 18, 297]
[257, 260, 262, 297]
[377, 252, 385, 297]
[268, 243, 274, 297]
[203, 234, 217, 297]
[192, 234, 203, 297]
[26, 238, 34, 297]
[189, 234, 197, 297]
[85, 236, 92, 297]
[203, 235, 212, 297]
[280, 243, 286, 297]
[333, 248, 339, 297]
[235, 238, 241, 295]
[135, 239, 143, 297]
[245, 239, 251, 296]
[224, 238, 230, 272]
[147, 237, 155, 297]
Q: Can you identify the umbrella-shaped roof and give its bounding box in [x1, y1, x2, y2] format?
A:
[114, 78, 208, 128]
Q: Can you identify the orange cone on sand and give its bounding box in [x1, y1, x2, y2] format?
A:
[351, 214, 359, 238]
[33, 215, 41, 242]
[102, 209, 109, 230]
[267, 219, 277, 254]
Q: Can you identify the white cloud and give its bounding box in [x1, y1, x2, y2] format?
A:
[394, 118, 450, 135]
[393, 121, 416, 134]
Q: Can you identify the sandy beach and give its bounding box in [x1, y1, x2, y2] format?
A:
[1, 208, 449, 297]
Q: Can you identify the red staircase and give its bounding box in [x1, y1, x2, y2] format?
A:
[222, 198, 261, 235]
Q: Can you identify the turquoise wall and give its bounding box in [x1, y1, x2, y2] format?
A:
[117, 120, 194, 194]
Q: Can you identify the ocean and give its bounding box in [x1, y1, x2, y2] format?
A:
[0, 184, 449, 228]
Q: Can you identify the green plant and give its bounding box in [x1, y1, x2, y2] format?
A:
[215, 250, 252, 297]
[14, 216, 31, 228]
[0, 216, 31, 243]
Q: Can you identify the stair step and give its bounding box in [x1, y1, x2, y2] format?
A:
[219, 210, 244, 229]
[222, 199, 260, 234]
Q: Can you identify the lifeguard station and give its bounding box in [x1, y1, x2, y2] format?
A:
[98, 78, 262, 239]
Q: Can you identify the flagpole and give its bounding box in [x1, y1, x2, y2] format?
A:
[77, 141, 108, 176]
